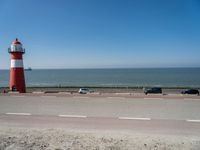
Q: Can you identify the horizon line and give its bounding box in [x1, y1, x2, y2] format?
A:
[1, 66, 200, 70]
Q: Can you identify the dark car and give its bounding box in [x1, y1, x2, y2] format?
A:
[144, 87, 162, 95]
[181, 89, 199, 95]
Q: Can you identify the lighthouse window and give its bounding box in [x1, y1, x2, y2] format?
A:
[11, 45, 23, 52]
[11, 45, 16, 51]
[16, 45, 21, 50]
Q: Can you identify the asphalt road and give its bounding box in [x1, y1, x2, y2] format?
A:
[0, 95, 200, 135]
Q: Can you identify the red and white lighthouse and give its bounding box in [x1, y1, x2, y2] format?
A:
[8, 38, 26, 93]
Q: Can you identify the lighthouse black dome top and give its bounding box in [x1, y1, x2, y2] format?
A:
[8, 38, 25, 53]
[12, 38, 22, 45]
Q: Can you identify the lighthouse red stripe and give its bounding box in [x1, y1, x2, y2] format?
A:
[11, 53, 23, 59]
[10, 68, 26, 93]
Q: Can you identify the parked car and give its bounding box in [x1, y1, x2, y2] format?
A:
[181, 89, 199, 95]
[78, 88, 93, 94]
[143, 87, 162, 95]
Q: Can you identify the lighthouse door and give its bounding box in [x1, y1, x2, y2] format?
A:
[11, 85, 17, 92]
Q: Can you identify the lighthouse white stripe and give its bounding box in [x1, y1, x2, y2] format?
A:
[11, 59, 24, 68]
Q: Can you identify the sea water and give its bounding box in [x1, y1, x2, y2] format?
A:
[0, 68, 200, 88]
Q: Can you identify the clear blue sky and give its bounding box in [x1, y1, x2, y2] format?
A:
[0, 0, 200, 69]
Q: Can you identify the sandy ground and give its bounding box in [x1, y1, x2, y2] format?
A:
[0, 127, 200, 150]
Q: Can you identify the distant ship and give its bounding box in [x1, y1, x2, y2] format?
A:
[24, 67, 32, 71]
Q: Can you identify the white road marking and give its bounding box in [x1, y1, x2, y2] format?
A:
[6, 113, 31, 116]
[119, 117, 151, 120]
[144, 98, 163, 100]
[186, 119, 200, 123]
[58, 115, 87, 118]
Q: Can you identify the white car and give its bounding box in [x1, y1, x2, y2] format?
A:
[78, 88, 93, 94]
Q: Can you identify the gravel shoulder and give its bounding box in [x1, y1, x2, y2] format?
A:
[0, 127, 200, 150]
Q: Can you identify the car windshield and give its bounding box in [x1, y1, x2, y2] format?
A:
[81, 88, 89, 91]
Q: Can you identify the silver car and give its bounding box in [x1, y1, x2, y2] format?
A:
[78, 88, 93, 94]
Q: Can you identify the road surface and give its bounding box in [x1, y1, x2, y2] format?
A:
[0, 95, 200, 136]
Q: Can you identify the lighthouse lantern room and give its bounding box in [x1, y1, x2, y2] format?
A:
[8, 38, 26, 93]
